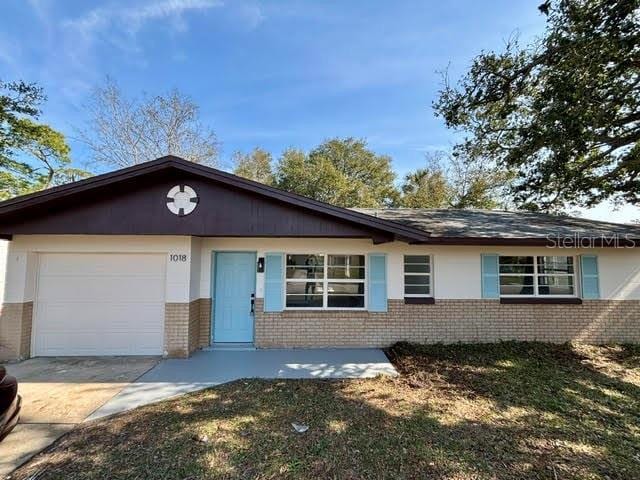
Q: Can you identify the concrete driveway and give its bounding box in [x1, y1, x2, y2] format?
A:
[0, 357, 157, 477]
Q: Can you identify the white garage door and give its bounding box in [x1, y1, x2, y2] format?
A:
[33, 253, 165, 356]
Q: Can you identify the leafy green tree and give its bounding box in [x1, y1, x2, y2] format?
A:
[434, 0, 640, 210]
[399, 152, 511, 209]
[274, 138, 398, 208]
[447, 154, 513, 209]
[0, 80, 87, 200]
[232, 148, 275, 185]
[1, 81, 44, 198]
[399, 155, 451, 208]
[274, 147, 342, 201]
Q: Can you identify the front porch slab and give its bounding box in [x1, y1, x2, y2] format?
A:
[86, 348, 396, 421]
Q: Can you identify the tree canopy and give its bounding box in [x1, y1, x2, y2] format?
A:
[232, 148, 275, 185]
[399, 156, 450, 209]
[232, 140, 507, 209]
[79, 79, 219, 168]
[434, 0, 640, 210]
[0, 80, 86, 200]
[234, 138, 399, 208]
[273, 138, 398, 208]
[399, 152, 511, 209]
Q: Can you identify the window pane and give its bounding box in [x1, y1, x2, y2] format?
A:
[500, 275, 534, 286]
[500, 285, 534, 295]
[405, 285, 430, 295]
[539, 285, 574, 295]
[499, 256, 534, 265]
[328, 295, 364, 308]
[286, 255, 324, 279]
[404, 263, 430, 273]
[499, 265, 534, 274]
[286, 295, 323, 308]
[286, 254, 324, 267]
[286, 266, 324, 279]
[537, 256, 574, 274]
[327, 283, 364, 295]
[404, 275, 430, 286]
[328, 255, 365, 267]
[327, 266, 365, 279]
[286, 282, 323, 295]
[405, 255, 429, 264]
[538, 275, 574, 295]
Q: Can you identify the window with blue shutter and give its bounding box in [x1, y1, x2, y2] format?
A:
[367, 253, 387, 312]
[481, 254, 500, 299]
[580, 255, 600, 299]
[264, 253, 284, 312]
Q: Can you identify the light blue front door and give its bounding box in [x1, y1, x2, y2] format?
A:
[213, 252, 256, 343]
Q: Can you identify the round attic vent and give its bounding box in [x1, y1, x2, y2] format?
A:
[166, 185, 199, 216]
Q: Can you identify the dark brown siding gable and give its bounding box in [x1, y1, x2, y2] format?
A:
[0, 164, 405, 240]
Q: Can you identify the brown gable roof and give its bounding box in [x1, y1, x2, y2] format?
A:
[0, 156, 430, 242]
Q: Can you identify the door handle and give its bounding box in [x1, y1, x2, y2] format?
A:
[250, 293, 255, 315]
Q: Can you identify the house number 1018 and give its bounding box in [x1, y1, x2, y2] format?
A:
[170, 254, 188, 262]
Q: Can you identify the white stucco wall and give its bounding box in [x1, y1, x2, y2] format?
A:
[198, 237, 640, 301]
[0, 240, 8, 306]
[597, 248, 640, 300]
[189, 236, 202, 302]
[2, 235, 192, 303]
[0, 235, 638, 305]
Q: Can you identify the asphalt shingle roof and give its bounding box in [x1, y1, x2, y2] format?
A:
[355, 208, 640, 240]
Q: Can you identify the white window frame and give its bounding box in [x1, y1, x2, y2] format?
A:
[403, 254, 433, 298]
[284, 253, 367, 310]
[499, 255, 577, 298]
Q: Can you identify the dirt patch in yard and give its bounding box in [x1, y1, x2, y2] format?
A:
[7, 357, 158, 423]
[11, 343, 640, 480]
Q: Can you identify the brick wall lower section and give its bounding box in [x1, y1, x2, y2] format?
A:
[0, 302, 33, 361]
[164, 303, 191, 358]
[198, 298, 212, 348]
[255, 299, 640, 347]
[165, 299, 211, 358]
[188, 300, 200, 354]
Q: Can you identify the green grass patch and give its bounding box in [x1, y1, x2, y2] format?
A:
[14, 342, 640, 479]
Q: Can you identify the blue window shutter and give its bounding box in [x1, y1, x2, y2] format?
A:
[264, 253, 284, 312]
[580, 255, 600, 299]
[481, 254, 499, 299]
[368, 253, 387, 312]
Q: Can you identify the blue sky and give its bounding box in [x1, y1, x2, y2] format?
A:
[2, 0, 638, 221]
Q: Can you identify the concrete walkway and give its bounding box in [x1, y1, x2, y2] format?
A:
[88, 348, 396, 421]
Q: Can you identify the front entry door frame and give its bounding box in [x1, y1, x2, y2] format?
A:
[211, 251, 257, 344]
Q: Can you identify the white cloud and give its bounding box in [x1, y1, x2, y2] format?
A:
[31, 0, 223, 100]
[63, 0, 223, 37]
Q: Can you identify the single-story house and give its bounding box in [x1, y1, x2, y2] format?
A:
[0, 155, 638, 360]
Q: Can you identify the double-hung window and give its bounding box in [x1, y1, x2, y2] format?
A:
[285, 254, 365, 309]
[404, 255, 432, 297]
[499, 255, 575, 297]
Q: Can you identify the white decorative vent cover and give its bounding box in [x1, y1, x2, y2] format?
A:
[166, 185, 199, 216]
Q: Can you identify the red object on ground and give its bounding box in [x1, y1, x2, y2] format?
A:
[0, 365, 21, 442]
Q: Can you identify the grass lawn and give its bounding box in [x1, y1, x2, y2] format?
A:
[13, 342, 640, 480]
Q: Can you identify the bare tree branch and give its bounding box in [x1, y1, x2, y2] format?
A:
[77, 79, 219, 168]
